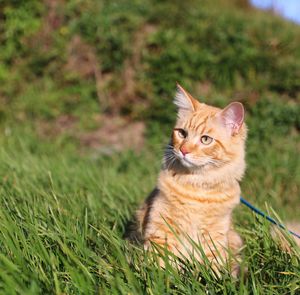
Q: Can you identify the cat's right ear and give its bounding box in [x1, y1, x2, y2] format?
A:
[174, 84, 198, 118]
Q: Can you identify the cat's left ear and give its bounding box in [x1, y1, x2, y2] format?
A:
[218, 102, 244, 135]
[174, 83, 199, 117]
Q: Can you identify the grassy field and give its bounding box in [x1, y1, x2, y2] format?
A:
[0, 0, 300, 294]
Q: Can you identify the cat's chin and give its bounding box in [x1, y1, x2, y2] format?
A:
[179, 157, 208, 170]
[179, 158, 196, 168]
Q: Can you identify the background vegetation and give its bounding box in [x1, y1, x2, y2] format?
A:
[0, 0, 299, 293]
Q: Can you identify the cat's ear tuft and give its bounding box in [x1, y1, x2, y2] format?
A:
[174, 83, 198, 115]
[219, 102, 244, 135]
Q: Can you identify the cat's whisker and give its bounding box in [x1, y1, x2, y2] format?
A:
[163, 150, 178, 170]
[169, 157, 178, 170]
[164, 157, 176, 169]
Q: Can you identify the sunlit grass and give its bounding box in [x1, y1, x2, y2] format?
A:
[0, 129, 299, 294]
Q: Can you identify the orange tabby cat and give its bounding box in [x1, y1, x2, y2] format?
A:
[126, 84, 247, 275]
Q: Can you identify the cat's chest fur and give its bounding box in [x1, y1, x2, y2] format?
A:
[146, 170, 241, 239]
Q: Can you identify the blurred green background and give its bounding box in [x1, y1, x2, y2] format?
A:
[0, 0, 299, 293]
[1, 0, 299, 208]
[1, 0, 299, 141]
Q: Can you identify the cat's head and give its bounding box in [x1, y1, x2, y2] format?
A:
[164, 84, 247, 175]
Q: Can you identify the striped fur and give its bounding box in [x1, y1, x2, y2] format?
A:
[126, 85, 247, 275]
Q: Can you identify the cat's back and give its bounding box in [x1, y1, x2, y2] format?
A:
[124, 188, 160, 243]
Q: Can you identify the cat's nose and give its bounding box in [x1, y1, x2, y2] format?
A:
[180, 145, 190, 156]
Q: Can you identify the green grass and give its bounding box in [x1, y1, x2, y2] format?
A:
[0, 120, 299, 294]
[0, 0, 300, 293]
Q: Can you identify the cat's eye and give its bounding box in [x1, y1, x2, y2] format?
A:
[175, 128, 187, 139]
[200, 135, 213, 145]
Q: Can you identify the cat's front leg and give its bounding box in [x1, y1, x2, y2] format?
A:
[143, 237, 179, 268]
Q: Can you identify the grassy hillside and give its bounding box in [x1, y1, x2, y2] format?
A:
[0, 0, 299, 293]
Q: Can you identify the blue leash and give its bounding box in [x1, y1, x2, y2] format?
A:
[240, 197, 300, 240]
